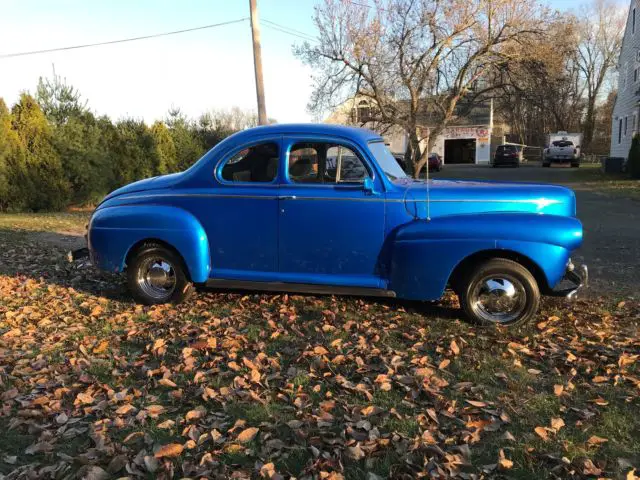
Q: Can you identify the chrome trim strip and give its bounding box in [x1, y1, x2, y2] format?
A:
[119, 193, 279, 201]
[116, 192, 560, 205]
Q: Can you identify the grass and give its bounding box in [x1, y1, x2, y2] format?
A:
[0, 211, 88, 234]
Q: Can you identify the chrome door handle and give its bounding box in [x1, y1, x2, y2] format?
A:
[278, 195, 297, 200]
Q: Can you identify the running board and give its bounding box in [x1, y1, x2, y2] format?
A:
[204, 279, 396, 298]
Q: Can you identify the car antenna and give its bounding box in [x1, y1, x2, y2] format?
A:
[425, 149, 431, 221]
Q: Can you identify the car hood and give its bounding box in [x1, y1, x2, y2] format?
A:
[100, 172, 184, 204]
[398, 178, 577, 218]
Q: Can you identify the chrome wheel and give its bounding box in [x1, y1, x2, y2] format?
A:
[470, 275, 527, 324]
[136, 257, 177, 301]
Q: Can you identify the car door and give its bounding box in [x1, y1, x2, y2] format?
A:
[203, 138, 281, 280]
[277, 136, 385, 288]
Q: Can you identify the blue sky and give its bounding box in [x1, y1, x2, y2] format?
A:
[0, 0, 628, 123]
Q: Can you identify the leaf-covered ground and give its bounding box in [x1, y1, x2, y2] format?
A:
[1, 214, 639, 479]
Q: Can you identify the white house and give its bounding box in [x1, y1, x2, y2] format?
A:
[610, 0, 640, 160]
[325, 98, 503, 165]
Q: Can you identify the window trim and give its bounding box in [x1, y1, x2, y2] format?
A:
[283, 138, 374, 187]
[214, 139, 282, 186]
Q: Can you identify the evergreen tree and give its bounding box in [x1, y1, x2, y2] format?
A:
[167, 108, 205, 171]
[36, 69, 88, 126]
[11, 94, 69, 211]
[150, 121, 177, 174]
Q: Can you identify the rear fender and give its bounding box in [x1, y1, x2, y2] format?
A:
[389, 213, 582, 300]
[89, 205, 210, 282]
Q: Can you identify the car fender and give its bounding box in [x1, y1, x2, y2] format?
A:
[388, 213, 582, 300]
[89, 205, 211, 282]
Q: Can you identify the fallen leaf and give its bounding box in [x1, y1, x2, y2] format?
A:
[534, 426, 548, 440]
[346, 443, 366, 460]
[237, 427, 259, 443]
[154, 443, 184, 458]
[75, 392, 94, 405]
[115, 404, 136, 415]
[450, 340, 460, 355]
[550, 417, 565, 432]
[498, 449, 513, 469]
[553, 384, 564, 396]
[587, 435, 608, 445]
[438, 358, 450, 369]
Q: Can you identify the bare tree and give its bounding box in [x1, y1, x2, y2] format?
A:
[577, 0, 625, 149]
[494, 16, 585, 144]
[296, 0, 551, 177]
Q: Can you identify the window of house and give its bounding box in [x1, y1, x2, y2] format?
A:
[220, 142, 279, 183]
[634, 114, 637, 134]
[288, 142, 369, 184]
[619, 118, 623, 144]
[633, 8, 636, 34]
[625, 116, 629, 136]
[357, 100, 372, 123]
[623, 63, 628, 90]
[634, 67, 638, 83]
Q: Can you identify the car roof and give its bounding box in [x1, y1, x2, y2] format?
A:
[224, 123, 384, 144]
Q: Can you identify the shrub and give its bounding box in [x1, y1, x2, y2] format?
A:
[628, 134, 640, 179]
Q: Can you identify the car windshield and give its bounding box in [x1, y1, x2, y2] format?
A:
[552, 140, 574, 147]
[368, 141, 408, 180]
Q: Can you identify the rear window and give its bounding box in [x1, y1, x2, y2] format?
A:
[552, 140, 574, 147]
[497, 145, 517, 153]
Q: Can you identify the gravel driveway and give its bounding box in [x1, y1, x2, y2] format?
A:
[435, 162, 639, 298]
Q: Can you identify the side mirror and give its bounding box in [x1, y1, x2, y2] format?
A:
[363, 177, 377, 195]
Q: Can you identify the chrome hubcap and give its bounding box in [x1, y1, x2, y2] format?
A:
[137, 258, 176, 300]
[470, 275, 527, 324]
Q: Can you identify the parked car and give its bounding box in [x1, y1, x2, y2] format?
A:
[393, 153, 407, 172]
[428, 153, 443, 172]
[493, 144, 523, 167]
[88, 124, 587, 327]
[543, 139, 581, 167]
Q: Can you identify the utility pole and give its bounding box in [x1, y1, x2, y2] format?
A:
[249, 0, 267, 125]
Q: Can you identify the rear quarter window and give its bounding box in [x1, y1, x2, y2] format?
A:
[552, 141, 574, 147]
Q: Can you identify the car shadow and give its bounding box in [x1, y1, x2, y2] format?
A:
[0, 227, 465, 321]
[0, 228, 130, 302]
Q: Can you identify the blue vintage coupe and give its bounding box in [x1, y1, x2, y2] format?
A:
[88, 124, 587, 326]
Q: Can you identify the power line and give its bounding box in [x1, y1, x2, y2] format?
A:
[349, 1, 389, 12]
[0, 17, 248, 59]
[262, 18, 317, 42]
[262, 22, 317, 42]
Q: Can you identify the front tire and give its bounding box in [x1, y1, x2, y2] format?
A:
[458, 258, 540, 327]
[127, 243, 194, 305]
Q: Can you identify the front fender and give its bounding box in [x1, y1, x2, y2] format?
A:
[389, 213, 582, 301]
[89, 205, 211, 282]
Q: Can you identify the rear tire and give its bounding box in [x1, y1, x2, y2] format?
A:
[571, 163, 580, 168]
[127, 242, 194, 305]
[542, 162, 550, 168]
[458, 258, 540, 327]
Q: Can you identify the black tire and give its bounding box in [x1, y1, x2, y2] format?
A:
[127, 242, 194, 305]
[542, 163, 550, 168]
[458, 258, 540, 327]
[571, 163, 580, 168]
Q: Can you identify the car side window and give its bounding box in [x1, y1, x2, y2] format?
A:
[220, 142, 279, 183]
[288, 142, 369, 184]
